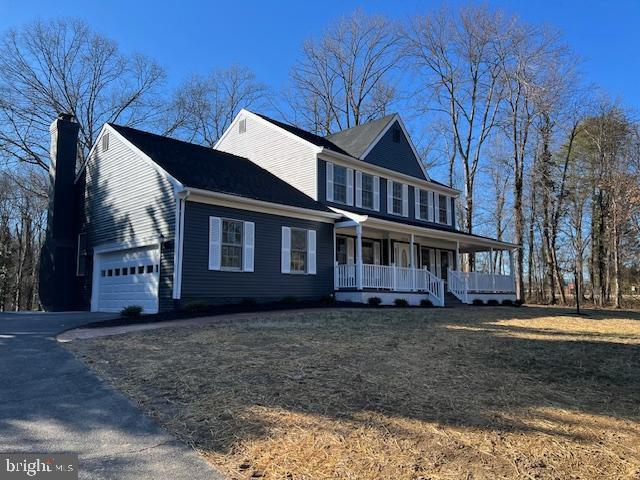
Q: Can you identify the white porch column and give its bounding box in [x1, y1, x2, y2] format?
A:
[508, 248, 515, 293]
[410, 233, 415, 291]
[356, 224, 363, 290]
[456, 241, 460, 270]
[490, 248, 496, 292]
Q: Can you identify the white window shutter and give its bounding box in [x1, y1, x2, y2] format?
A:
[347, 237, 355, 264]
[402, 184, 408, 217]
[307, 230, 316, 274]
[446, 196, 452, 225]
[355, 171, 362, 208]
[414, 187, 421, 219]
[374, 242, 381, 265]
[281, 227, 291, 273]
[434, 193, 440, 223]
[208, 217, 221, 270]
[428, 191, 435, 222]
[373, 176, 380, 211]
[326, 162, 334, 202]
[387, 180, 393, 213]
[243, 221, 255, 272]
[346, 168, 354, 206]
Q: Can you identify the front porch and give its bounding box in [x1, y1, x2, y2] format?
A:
[332, 213, 517, 306]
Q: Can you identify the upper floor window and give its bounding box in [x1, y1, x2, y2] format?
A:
[387, 180, 408, 216]
[439, 194, 449, 224]
[221, 219, 243, 270]
[361, 173, 374, 209]
[290, 228, 308, 273]
[417, 189, 429, 221]
[333, 165, 347, 204]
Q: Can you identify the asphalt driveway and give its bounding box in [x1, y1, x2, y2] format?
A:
[0, 312, 223, 480]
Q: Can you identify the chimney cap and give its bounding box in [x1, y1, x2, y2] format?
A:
[57, 112, 75, 122]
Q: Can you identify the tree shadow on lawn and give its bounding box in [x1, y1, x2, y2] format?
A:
[68, 305, 640, 475]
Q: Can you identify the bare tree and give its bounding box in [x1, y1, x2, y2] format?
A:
[405, 5, 506, 240]
[164, 65, 268, 147]
[0, 19, 165, 171]
[288, 10, 401, 135]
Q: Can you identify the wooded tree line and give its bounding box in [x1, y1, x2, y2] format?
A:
[0, 7, 638, 310]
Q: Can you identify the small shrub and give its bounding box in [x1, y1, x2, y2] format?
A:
[487, 299, 500, 306]
[368, 296, 382, 307]
[501, 299, 514, 307]
[394, 298, 409, 307]
[120, 305, 143, 318]
[240, 297, 257, 307]
[182, 302, 209, 314]
[320, 294, 337, 305]
[420, 299, 434, 307]
[281, 296, 298, 305]
[472, 299, 485, 306]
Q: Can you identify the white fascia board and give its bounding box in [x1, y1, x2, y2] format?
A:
[93, 236, 163, 255]
[359, 114, 431, 182]
[184, 187, 341, 223]
[319, 149, 459, 196]
[362, 216, 518, 250]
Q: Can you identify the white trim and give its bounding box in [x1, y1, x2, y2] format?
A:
[355, 170, 362, 208]
[185, 189, 341, 223]
[281, 227, 291, 273]
[319, 150, 457, 196]
[326, 162, 334, 202]
[93, 237, 162, 255]
[346, 168, 354, 206]
[208, 216, 222, 270]
[373, 175, 380, 211]
[307, 229, 316, 274]
[243, 221, 255, 272]
[358, 115, 431, 181]
[172, 189, 189, 299]
[402, 183, 409, 217]
[75, 124, 183, 191]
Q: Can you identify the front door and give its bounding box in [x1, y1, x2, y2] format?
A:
[394, 243, 411, 268]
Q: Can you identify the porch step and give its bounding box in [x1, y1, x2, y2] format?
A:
[444, 292, 465, 307]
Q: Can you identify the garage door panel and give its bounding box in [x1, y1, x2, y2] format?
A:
[94, 245, 160, 314]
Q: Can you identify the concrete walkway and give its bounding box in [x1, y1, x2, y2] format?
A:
[0, 312, 224, 480]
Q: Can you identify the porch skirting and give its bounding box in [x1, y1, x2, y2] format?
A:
[335, 290, 441, 306]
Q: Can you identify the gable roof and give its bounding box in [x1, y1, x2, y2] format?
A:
[254, 113, 351, 156]
[108, 124, 332, 213]
[325, 114, 396, 159]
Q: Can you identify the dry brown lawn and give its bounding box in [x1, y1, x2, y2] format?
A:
[67, 306, 640, 480]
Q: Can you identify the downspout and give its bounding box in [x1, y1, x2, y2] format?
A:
[172, 189, 190, 301]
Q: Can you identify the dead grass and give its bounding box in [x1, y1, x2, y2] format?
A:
[67, 306, 640, 479]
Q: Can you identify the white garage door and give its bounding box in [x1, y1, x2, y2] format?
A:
[94, 246, 160, 314]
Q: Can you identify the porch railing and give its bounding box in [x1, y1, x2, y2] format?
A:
[448, 268, 516, 303]
[335, 263, 444, 306]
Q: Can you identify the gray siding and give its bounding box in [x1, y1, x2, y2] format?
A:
[180, 201, 334, 304]
[363, 120, 426, 180]
[74, 130, 176, 310]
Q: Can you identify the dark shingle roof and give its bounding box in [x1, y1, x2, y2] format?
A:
[109, 124, 332, 213]
[325, 114, 396, 159]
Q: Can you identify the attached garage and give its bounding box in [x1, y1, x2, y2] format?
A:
[91, 244, 160, 314]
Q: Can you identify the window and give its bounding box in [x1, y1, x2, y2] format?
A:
[362, 240, 375, 265]
[130, 267, 136, 275]
[102, 132, 109, 151]
[239, 118, 247, 134]
[122, 268, 128, 276]
[290, 228, 307, 273]
[419, 189, 429, 220]
[392, 182, 403, 214]
[336, 236, 347, 264]
[392, 127, 401, 143]
[361, 173, 374, 209]
[439, 194, 448, 224]
[101, 270, 106, 277]
[114, 268, 120, 276]
[138, 266, 144, 274]
[146, 265, 154, 274]
[107, 269, 113, 277]
[76, 233, 87, 276]
[333, 164, 347, 204]
[221, 219, 243, 270]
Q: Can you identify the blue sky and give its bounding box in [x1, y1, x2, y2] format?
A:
[1, 0, 638, 111]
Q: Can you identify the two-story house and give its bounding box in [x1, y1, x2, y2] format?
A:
[39, 111, 516, 313]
